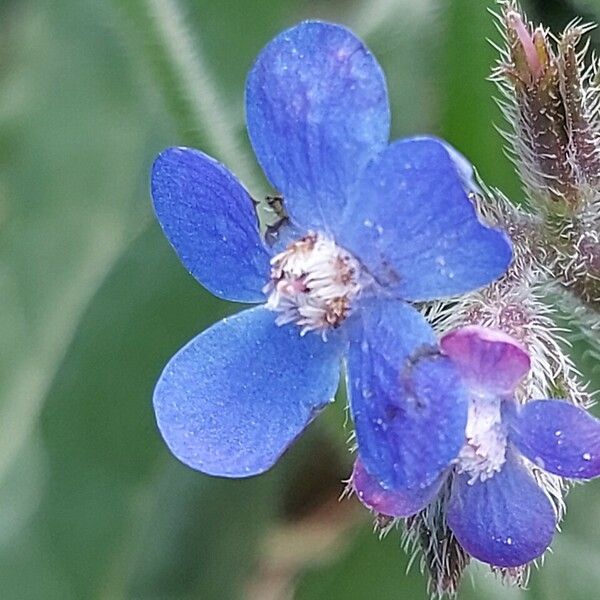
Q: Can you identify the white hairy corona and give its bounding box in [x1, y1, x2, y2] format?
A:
[264, 232, 363, 336]
[457, 394, 508, 484]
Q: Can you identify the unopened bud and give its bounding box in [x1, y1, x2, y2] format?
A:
[495, 2, 600, 215]
[506, 10, 546, 83]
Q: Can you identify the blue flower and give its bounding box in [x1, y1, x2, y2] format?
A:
[353, 326, 600, 567]
[150, 21, 512, 488]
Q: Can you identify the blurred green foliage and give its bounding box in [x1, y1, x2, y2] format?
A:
[0, 0, 598, 598]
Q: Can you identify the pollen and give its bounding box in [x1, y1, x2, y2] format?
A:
[264, 232, 363, 336]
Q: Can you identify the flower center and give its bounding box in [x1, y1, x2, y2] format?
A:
[264, 232, 363, 336]
[456, 394, 508, 484]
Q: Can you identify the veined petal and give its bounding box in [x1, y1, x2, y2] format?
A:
[153, 306, 342, 477]
[346, 299, 468, 490]
[352, 459, 443, 517]
[440, 326, 530, 396]
[246, 21, 390, 233]
[152, 147, 271, 302]
[337, 137, 512, 301]
[508, 399, 600, 479]
[447, 456, 556, 567]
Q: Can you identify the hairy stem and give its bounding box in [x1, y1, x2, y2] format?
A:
[111, 0, 260, 191]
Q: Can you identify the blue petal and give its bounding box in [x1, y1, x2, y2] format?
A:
[352, 459, 444, 517]
[246, 21, 390, 233]
[508, 399, 600, 479]
[153, 306, 343, 477]
[346, 299, 468, 490]
[152, 147, 271, 302]
[447, 456, 556, 567]
[337, 137, 512, 301]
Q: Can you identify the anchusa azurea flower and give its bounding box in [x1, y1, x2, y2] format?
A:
[150, 21, 512, 491]
[352, 326, 600, 569]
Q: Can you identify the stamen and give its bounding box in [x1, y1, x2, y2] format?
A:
[457, 394, 508, 484]
[264, 232, 363, 335]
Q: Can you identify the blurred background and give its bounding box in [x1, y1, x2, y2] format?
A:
[1, 0, 599, 598]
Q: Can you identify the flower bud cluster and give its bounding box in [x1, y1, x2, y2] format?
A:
[492, 1, 600, 317]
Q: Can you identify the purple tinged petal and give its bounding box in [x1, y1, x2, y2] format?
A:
[153, 306, 343, 477]
[346, 299, 468, 490]
[440, 326, 530, 395]
[336, 137, 512, 301]
[246, 21, 390, 234]
[151, 147, 271, 303]
[352, 459, 443, 517]
[508, 399, 600, 479]
[447, 456, 556, 567]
